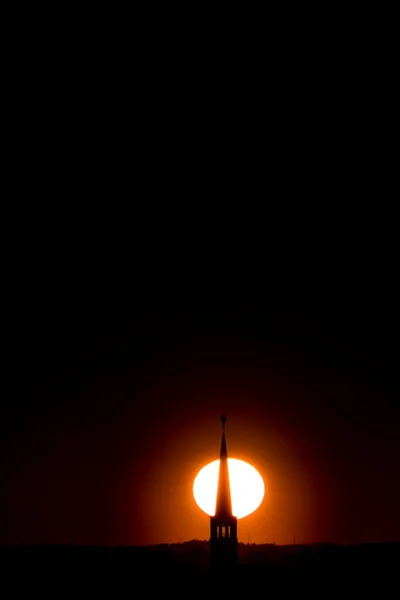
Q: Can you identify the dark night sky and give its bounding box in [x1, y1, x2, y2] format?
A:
[2, 26, 398, 546]
[2, 215, 399, 546]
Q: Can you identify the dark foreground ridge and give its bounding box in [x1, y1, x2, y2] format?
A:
[2, 541, 399, 595]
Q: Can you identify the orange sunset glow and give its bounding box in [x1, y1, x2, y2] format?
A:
[132, 409, 319, 547]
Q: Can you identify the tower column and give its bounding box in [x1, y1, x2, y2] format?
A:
[210, 414, 238, 569]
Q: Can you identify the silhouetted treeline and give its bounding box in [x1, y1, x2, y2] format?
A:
[1, 540, 399, 594]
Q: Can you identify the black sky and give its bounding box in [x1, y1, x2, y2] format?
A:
[2, 213, 399, 546]
[2, 26, 398, 544]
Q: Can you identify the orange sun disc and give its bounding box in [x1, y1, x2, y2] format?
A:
[193, 458, 264, 519]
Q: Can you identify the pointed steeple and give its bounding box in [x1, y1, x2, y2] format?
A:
[209, 414, 238, 569]
[215, 415, 233, 518]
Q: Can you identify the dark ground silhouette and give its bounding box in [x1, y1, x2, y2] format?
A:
[2, 540, 398, 595]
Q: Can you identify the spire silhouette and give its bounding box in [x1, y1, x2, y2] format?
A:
[215, 417, 232, 518]
[210, 414, 238, 568]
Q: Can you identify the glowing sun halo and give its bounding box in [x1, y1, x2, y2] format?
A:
[193, 458, 264, 519]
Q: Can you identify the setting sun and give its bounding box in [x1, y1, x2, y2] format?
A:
[193, 458, 264, 519]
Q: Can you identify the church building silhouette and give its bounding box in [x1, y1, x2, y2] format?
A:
[210, 414, 238, 568]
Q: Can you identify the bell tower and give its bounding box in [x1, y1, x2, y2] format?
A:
[210, 414, 238, 568]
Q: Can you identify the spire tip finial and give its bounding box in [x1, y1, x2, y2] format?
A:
[220, 414, 227, 429]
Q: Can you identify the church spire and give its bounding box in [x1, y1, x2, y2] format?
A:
[210, 414, 238, 568]
[215, 414, 233, 518]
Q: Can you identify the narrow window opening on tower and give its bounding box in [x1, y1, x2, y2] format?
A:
[218, 525, 230, 538]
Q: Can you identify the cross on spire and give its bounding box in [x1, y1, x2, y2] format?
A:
[220, 414, 227, 429]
